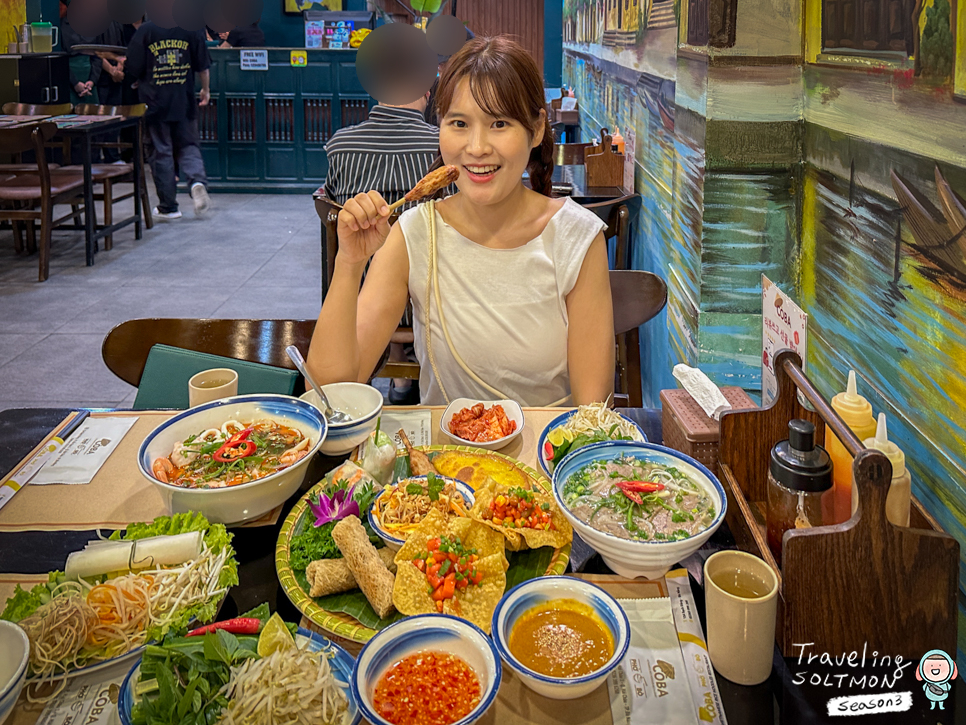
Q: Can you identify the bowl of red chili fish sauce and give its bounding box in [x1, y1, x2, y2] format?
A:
[491, 576, 630, 700]
[351, 614, 502, 725]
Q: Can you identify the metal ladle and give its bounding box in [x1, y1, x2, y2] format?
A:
[285, 345, 353, 424]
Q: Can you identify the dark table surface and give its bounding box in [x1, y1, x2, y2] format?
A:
[1, 407, 962, 724]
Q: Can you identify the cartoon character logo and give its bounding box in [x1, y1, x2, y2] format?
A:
[916, 649, 958, 710]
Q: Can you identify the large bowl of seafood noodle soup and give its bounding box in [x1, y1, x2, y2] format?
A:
[138, 395, 327, 524]
[551, 441, 725, 579]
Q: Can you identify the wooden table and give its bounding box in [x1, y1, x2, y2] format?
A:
[4, 406, 957, 724]
[53, 115, 144, 265]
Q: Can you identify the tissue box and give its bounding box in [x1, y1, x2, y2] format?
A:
[660, 387, 757, 475]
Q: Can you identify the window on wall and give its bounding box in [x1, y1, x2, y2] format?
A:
[822, 0, 915, 54]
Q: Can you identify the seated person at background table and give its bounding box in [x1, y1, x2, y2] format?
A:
[218, 23, 266, 48]
[126, 20, 212, 220]
[60, 1, 101, 105]
[322, 88, 441, 405]
[307, 36, 614, 407]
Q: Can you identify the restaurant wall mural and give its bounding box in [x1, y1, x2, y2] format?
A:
[563, 0, 966, 668]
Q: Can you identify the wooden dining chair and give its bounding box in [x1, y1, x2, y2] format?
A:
[1, 102, 73, 116]
[0, 122, 87, 281]
[554, 143, 593, 166]
[610, 269, 668, 408]
[102, 318, 319, 389]
[314, 194, 419, 382]
[581, 194, 642, 271]
[61, 103, 154, 249]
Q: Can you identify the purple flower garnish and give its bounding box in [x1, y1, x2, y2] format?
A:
[309, 485, 359, 527]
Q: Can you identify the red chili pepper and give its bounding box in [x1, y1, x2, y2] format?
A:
[186, 618, 261, 637]
[213, 439, 257, 462]
[227, 426, 254, 445]
[617, 480, 666, 493]
[619, 487, 644, 505]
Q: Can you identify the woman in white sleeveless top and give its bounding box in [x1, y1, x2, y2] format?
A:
[307, 37, 614, 407]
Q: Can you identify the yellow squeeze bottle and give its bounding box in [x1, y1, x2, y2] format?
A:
[863, 413, 911, 527]
[827, 370, 877, 523]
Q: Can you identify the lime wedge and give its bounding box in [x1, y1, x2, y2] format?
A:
[257, 613, 295, 657]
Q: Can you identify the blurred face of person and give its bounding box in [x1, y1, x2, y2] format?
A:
[440, 78, 543, 208]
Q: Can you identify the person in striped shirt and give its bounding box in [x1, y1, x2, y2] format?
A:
[322, 92, 439, 211]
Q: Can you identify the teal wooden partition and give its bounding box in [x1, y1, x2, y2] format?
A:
[200, 48, 374, 193]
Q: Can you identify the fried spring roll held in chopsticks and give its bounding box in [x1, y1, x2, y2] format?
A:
[386, 165, 460, 212]
[306, 548, 397, 598]
[331, 515, 396, 618]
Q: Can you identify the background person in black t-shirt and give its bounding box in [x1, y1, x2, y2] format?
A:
[126, 22, 212, 220]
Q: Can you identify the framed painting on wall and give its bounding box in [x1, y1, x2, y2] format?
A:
[285, 0, 342, 14]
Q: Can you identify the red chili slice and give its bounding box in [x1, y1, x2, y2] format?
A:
[618, 480, 666, 493]
[213, 439, 256, 462]
[186, 618, 261, 637]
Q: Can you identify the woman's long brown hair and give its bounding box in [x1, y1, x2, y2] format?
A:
[432, 36, 554, 197]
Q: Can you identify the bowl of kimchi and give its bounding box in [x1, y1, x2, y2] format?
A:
[440, 399, 525, 451]
[138, 394, 327, 524]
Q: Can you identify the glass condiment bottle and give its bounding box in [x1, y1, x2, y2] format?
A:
[766, 419, 833, 566]
[863, 413, 911, 527]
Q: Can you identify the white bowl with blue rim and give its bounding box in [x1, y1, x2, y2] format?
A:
[439, 398, 525, 451]
[368, 475, 476, 552]
[117, 626, 360, 725]
[551, 441, 726, 579]
[491, 576, 630, 700]
[300, 382, 383, 455]
[352, 614, 501, 725]
[0, 621, 29, 725]
[138, 394, 327, 524]
[537, 409, 647, 478]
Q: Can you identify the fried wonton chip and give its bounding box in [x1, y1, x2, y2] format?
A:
[469, 478, 573, 552]
[431, 451, 531, 492]
[392, 508, 507, 633]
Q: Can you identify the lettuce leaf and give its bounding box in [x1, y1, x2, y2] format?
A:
[1, 583, 46, 622]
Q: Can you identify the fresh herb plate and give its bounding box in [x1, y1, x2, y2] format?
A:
[275, 445, 572, 644]
[117, 627, 360, 725]
[537, 409, 647, 478]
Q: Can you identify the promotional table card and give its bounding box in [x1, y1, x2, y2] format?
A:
[762, 275, 808, 406]
[31, 417, 138, 485]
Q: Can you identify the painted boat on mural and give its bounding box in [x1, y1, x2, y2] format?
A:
[936, 167, 966, 236]
[636, 74, 675, 132]
[890, 170, 966, 284]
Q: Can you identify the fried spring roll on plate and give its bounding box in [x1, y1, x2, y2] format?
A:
[331, 515, 396, 618]
[306, 548, 397, 598]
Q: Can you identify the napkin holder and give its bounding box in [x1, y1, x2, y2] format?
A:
[584, 133, 624, 188]
[717, 349, 959, 659]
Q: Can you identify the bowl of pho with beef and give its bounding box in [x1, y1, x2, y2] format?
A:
[551, 441, 725, 579]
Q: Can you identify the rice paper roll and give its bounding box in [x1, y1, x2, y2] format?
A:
[331, 515, 396, 618]
[306, 548, 396, 598]
[359, 429, 397, 486]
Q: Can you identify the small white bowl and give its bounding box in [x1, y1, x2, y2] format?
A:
[491, 576, 630, 700]
[138, 394, 327, 524]
[352, 614, 501, 725]
[0, 621, 29, 725]
[300, 382, 383, 455]
[440, 398, 525, 451]
[368, 475, 476, 552]
[552, 441, 726, 579]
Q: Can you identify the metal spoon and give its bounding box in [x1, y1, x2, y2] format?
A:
[285, 345, 353, 424]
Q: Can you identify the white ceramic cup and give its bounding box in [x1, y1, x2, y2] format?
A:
[188, 368, 238, 408]
[704, 550, 779, 686]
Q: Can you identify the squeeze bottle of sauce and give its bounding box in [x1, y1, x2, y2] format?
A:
[612, 127, 625, 153]
[863, 413, 911, 527]
[827, 370, 877, 523]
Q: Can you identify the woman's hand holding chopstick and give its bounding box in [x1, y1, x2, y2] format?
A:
[337, 191, 393, 265]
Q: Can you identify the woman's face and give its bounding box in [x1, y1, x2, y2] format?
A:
[440, 78, 543, 207]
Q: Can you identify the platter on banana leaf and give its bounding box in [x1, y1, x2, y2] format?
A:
[275, 444, 571, 644]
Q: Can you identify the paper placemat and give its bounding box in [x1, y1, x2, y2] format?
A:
[0, 411, 281, 533]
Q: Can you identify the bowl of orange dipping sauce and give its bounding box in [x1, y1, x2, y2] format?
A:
[491, 576, 629, 700]
[351, 614, 502, 725]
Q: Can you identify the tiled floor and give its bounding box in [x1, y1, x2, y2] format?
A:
[0, 185, 325, 409]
